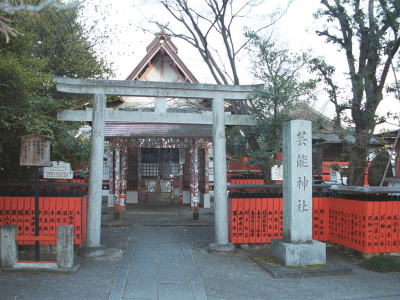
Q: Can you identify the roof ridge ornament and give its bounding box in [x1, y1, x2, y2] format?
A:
[145, 31, 178, 54]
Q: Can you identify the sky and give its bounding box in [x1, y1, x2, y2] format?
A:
[78, 0, 399, 132]
[82, 0, 330, 81]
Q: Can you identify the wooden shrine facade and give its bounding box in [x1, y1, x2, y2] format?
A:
[107, 137, 212, 207]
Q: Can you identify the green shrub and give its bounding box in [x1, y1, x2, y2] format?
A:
[360, 255, 400, 273]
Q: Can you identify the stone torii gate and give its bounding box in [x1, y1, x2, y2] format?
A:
[55, 77, 259, 254]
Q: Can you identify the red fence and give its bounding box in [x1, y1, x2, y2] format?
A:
[228, 159, 370, 185]
[0, 196, 87, 245]
[229, 196, 400, 254]
[231, 177, 265, 185]
[229, 197, 282, 244]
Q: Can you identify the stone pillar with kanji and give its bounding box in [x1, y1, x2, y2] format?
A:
[271, 120, 326, 266]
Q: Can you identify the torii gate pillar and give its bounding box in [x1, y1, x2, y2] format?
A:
[55, 78, 259, 255]
[85, 93, 106, 254]
[208, 96, 234, 252]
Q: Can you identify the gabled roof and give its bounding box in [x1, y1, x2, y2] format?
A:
[126, 34, 198, 83]
[290, 103, 334, 132]
[290, 103, 384, 145]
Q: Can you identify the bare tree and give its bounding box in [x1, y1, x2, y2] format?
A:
[314, 0, 400, 186]
[154, 0, 288, 86]
[150, 0, 290, 183]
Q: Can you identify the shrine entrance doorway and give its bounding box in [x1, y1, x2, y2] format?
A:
[139, 148, 180, 206]
[111, 137, 211, 208]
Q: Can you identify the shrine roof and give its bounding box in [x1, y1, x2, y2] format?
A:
[125, 33, 198, 83]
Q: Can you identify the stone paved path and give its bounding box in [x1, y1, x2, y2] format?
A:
[108, 226, 207, 300]
[2, 225, 400, 299]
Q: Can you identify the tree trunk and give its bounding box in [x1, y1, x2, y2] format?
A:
[347, 149, 368, 186]
[262, 160, 272, 185]
[347, 131, 369, 186]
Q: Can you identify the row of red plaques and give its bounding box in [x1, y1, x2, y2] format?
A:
[229, 197, 400, 254]
[0, 196, 87, 245]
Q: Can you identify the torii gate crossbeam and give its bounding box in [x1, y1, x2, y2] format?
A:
[55, 77, 260, 254]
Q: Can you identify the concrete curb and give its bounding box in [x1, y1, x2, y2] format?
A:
[253, 258, 352, 278]
[245, 248, 352, 279]
[1, 263, 80, 273]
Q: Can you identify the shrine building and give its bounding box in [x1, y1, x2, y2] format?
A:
[104, 34, 213, 209]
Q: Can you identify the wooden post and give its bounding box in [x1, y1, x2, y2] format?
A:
[113, 148, 122, 218]
[120, 139, 128, 211]
[179, 148, 185, 204]
[203, 143, 211, 208]
[190, 139, 200, 207]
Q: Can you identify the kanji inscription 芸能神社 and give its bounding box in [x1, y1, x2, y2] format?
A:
[271, 120, 326, 266]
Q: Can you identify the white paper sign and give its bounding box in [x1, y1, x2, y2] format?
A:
[43, 161, 73, 179]
[271, 165, 283, 180]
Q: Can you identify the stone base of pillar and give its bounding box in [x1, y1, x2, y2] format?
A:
[202, 193, 211, 208]
[107, 194, 114, 207]
[192, 207, 199, 220]
[208, 242, 235, 253]
[113, 211, 121, 219]
[271, 239, 326, 267]
[113, 203, 126, 219]
[77, 245, 107, 258]
[113, 210, 127, 219]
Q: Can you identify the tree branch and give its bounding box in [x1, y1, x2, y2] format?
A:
[0, 15, 18, 43]
[0, 0, 78, 14]
[379, 36, 400, 90]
